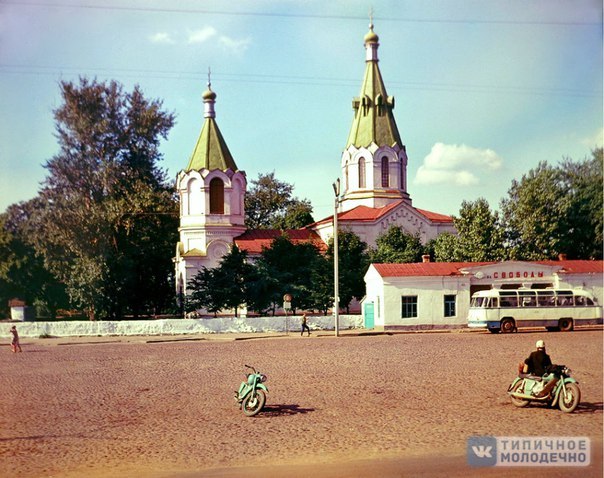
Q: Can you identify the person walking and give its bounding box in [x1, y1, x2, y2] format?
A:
[10, 325, 22, 353]
[301, 313, 311, 337]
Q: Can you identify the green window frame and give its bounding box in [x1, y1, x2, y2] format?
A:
[444, 294, 456, 317]
[401, 296, 417, 318]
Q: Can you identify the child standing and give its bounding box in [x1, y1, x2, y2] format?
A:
[10, 325, 22, 353]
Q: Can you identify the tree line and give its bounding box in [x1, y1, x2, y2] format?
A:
[0, 78, 601, 319]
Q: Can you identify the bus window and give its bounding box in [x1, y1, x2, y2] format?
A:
[574, 295, 593, 306]
[489, 297, 499, 308]
[556, 296, 574, 306]
[500, 296, 518, 307]
[537, 291, 555, 307]
[519, 291, 536, 307]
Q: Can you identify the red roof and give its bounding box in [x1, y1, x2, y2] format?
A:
[373, 260, 604, 278]
[234, 229, 326, 255]
[311, 200, 453, 226]
[537, 260, 604, 274]
[373, 262, 488, 277]
[414, 208, 454, 223]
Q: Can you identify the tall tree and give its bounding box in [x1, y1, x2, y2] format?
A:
[426, 232, 461, 263]
[186, 267, 222, 316]
[0, 206, 68, 318]
[254, 234, 323, 312]
[245, 172, 314, 229]
[369, 226, 424, 263]
[326, 230, 370, 313]
[453, 198, 504, 262]
[558, 148, 603, 259]
[187, 247, 253, 317]
[27, 77, 177, 319]
[499, 153, 603, 261]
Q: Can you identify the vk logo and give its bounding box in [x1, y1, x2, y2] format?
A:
[468, 436, 497, 467]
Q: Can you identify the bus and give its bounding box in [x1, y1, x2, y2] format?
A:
[467, 288, 602, 333]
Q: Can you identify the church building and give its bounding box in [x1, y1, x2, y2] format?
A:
[174, 22, 455, 298]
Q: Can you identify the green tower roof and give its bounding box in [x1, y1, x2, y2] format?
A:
[346, 27, 402, 149]
[185, 118, 238, 172]
[184, 85, 238, 172]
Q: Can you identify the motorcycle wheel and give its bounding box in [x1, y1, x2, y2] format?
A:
[242, 390, 266, 417]
[558, 383, 580, 413]
[510, 381, 530, 408]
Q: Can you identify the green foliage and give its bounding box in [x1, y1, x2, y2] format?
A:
[187, 246, 253, 317]
[245, 172, 314, 229]
[369, 226, 424, 263]
[23, 77, 177, 319]
[428, 232, 461, 262]
[558, 148, 603, 259]
[500, 150, 602, 260]
[452, 198, 504, 262]
[0, 209, 68, 318]
[500, 162, 565, 260]
[327, 230, 370, 313]
[255, 234, 323, 312]
[186, 267, 221, 315]
[273, 199, 315, 230]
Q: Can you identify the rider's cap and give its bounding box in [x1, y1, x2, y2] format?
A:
[536, 339, 545, 349]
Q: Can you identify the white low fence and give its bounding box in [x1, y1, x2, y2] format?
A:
[0, 315, 364, 339]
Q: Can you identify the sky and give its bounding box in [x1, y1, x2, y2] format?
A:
[0, 0, 602, 222]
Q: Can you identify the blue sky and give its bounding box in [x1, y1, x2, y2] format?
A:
[1, 0, 602, 222]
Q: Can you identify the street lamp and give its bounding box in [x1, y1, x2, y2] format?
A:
[332, 178, 340, 337]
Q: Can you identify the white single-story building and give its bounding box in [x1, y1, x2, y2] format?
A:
[362, 259, 603, 330]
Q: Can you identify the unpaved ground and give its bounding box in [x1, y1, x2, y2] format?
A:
[0, 330, 602, 477]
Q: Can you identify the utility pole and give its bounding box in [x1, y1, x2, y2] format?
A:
[332, 179, 340, 337]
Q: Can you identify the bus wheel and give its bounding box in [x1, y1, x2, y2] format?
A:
[501, 318, 516, 334]
[558, 318, 573, 332]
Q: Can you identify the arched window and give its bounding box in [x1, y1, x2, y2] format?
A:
[187, 177, 202, 215]
[209, 177, 224, 214]
[381, 156, 389, 187]
[358, 157, 366, 188]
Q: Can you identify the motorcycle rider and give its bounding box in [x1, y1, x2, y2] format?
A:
[523, 339, 552, 376]
[523, 339, 553, 396]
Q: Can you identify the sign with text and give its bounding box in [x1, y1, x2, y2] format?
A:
[468, 436, 590, 467]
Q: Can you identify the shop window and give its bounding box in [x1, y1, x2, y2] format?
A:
[444, 295, 456, 317]
[401, 296, 417, 318]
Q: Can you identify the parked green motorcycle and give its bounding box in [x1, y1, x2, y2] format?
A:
[234, 365, 268, 417]
[508, 364, 581, 413]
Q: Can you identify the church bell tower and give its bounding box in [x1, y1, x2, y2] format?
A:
[339, 20, 411, 212]
[174, 76, 247, 298]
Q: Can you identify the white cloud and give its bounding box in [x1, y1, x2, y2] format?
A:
[580, 127, 603, 148]
[149, 32, 175, 44]
[414, 143, 503, 186]
[218, 35, 251, 54]
[187, 27, 217, 44]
